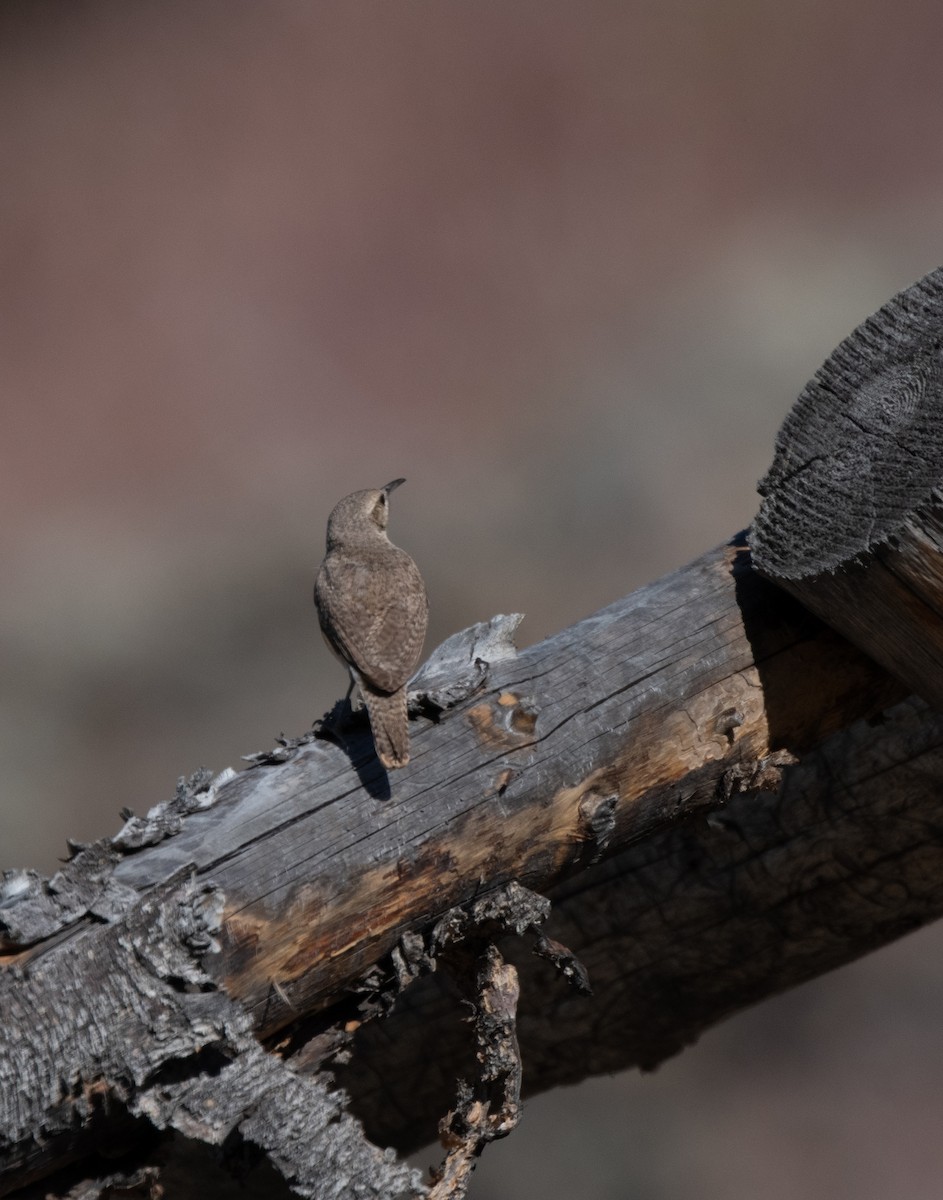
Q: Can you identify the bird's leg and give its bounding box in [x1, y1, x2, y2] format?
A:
[345, 668, 366, 714]
[314, 669, 366, 747]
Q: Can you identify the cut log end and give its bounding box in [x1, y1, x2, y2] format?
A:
[752, 265, 943, 708]
[753, 265, 943, 582]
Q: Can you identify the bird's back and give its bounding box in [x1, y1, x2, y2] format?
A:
[315, 543, 427, 695]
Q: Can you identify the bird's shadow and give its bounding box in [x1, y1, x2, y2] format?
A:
[316, 699, 392, 802]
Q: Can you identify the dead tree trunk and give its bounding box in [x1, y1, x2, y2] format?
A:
[3, 266, 943, 1199]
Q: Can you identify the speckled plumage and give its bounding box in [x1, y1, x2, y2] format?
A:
[314, 479, 428, 768]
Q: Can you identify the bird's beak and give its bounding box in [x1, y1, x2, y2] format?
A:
[382, 478, 406, 495]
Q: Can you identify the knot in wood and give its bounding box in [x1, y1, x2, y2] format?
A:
[467, 692, 540, 751]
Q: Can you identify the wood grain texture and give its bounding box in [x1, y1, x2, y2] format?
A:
[0, 537, 910, 1197]
[753, 265, 943, 706]
[339, 696, 943, 1153]
[92, 540, 899, 1031]
[753, 265, 943, 577]
[0, 871, 424, 1199]
[8, 267, 943, 1197]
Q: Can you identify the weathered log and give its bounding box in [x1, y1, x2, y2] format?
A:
[1, 542, 900, 1021]
[7, 267, 943, 1197]
[0, 537, 907, 1198]
[340, 695, 943, 1152]
[752, 264, 943, 706]
[0, 868, 425, 1200]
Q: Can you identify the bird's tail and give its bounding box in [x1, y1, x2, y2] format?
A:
[362, 685, 410, 769]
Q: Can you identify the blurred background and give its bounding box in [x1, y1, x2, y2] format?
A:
[2, 1, 943, 1196]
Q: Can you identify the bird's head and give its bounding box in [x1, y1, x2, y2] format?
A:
[325, 478, 406, 547]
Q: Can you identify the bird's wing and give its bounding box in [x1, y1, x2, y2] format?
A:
[315, 549, 428, 694]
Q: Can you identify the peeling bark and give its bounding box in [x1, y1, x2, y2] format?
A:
[6, 266, 943, 1198]
[336, 695, 943, 1152]
[0, 867, 423, 1199]
[0, 537, 916, 1198]
[0, 539, 930, 1198]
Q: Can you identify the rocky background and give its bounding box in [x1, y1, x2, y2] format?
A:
[3, 3, 943, 1196]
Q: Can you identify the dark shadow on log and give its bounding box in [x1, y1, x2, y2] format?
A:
[335, 696, 943, 1154]
[12, 1102, 161, 1200]
[16, 1132, 298, 1200]
[349, 739, 393, 803]
[730, 530, 906, 748]
[316, 699, 394, 801]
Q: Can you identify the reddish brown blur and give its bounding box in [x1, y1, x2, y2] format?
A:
[2, 4, 943, 1197]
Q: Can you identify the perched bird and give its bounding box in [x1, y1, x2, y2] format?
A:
[314, 479, 428, 768]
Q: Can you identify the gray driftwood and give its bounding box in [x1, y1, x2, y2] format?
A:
[0, 539, 917, 1200]
[5, 266, 943, 1198]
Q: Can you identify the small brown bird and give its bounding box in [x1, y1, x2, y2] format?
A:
[314, 479, 428, 768]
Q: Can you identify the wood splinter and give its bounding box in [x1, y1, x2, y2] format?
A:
[429, 945, 522, 1200]
[424, 882, 589, 1199]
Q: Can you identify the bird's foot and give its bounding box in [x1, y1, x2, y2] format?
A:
[313, 695, 366, 748]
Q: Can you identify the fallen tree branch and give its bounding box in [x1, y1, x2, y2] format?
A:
[341, 694, 943, 1152]
[0, 539, 906, 1197]
[5, 265, 943, 1198]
